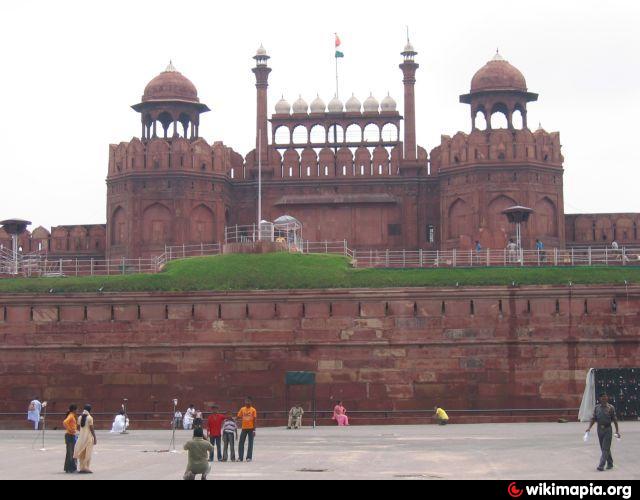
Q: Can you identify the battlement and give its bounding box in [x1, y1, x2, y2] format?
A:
[431, 127, 563, 170]
[107, 137, 244, 180]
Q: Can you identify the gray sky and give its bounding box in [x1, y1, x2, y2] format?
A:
[1, 0, 639, 230]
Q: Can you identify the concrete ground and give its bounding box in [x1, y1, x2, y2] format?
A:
[1, 422, 638, 480]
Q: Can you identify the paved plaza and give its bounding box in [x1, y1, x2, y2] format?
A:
[1, 422, 638, 480]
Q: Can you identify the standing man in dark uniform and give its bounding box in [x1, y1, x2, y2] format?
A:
[586, 394, 621, 471]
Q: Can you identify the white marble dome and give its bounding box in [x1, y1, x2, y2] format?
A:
[380, 93, 397, 112]
[275, 96, 291, 114]
[345, 94, 361, 112]
[328, 95, 344, 112]
[292, 95, 309, 114]
[363, 93, 379, 112]
[310, 95, 326, 113]
[256, 44, 267, 57]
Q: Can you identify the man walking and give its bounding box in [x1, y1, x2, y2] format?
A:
[237, 398, 257, 462]
[586, 393, 621, 471]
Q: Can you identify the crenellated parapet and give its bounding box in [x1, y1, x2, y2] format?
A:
[431, 127, 563, 171]
[108, 137, 244, 180]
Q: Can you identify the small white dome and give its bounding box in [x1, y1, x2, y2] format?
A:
[363, 93, 379, 112]
[328, 95, 344, 112]
[292, 95, 309, 114]
[256, 44, 267, 57]
[345, 94, 361, 112]
[403, 41, 415, 53]
[275, 96, 291, 114]
[310, 95, 326, 113]
[380, 93, 397, 112]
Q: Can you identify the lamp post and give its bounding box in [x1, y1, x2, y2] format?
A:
[502, 206, 534, 264]
[0, 219, 31, 275]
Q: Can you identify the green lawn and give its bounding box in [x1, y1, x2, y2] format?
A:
[0, 253, 638, 294]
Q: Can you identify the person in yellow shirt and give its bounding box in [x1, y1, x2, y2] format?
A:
[62, 404, 78, 473]
[237, 398, 257, 462]
[434, 405, 449, 426]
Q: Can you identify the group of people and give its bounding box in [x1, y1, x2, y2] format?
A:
[28, 393, 620, 477]
[183, 398, 257, 480]
[62, 404, 97, 474]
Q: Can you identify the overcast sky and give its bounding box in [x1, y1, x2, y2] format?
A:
[1, 0, 639, 230]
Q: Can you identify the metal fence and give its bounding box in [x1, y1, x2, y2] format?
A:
[300, 244, 640, 269]
[0, 243, 222, 278]
[2, 238, 638, 279]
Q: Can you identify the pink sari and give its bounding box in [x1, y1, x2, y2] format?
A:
[332, 405, 349, 426]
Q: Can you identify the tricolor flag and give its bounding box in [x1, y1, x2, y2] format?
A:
[335, 33, 344, 58]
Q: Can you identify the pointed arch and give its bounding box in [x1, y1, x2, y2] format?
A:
[142, 203, 172, 244]
[190, 204, 215, 244]
[533, 197, 558, 238]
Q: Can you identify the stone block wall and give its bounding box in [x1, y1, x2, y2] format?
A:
[0, 285, 638, 427]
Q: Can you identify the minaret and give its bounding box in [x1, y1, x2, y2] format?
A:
[252, 45, 272, 165]
[399, 38, 419, 161]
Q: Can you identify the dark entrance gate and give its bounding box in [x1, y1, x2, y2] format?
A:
[285, 371, 317, 428]
[594, 368, 639, 420]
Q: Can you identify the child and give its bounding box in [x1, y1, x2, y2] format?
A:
[221, 411, 238, 462]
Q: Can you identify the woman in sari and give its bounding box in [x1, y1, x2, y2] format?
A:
[332, 401, 349, 426]
[73, 404, 97, 474]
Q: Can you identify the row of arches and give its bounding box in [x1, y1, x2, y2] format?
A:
[141, 111, 201, 140]
[471, 102, 528, 131]
[447, 195, 558, 249]
[278, 146, 402, 179]
[111, 204, 216, 246]
[274, 123, 400, 145]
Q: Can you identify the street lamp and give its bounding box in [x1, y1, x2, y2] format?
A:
[0, 219, 31, 275]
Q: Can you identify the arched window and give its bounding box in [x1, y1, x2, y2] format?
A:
[381, 123, 399, 142]
[474, 111, 487, 131]
[292, 126, 308, 144]
[345, 124, 362, 142]
[490, 111, 508, 129]
[275, 126, 290, 145]
[512, 109, 524, 129]
[328, 124, 344, 143]
[309, 125, 326, 143]
[363, 124, 379, 142]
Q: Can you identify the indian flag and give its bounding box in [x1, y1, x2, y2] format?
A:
[335, 33, 344, 58]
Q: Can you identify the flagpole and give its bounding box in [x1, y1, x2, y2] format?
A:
[335, 55, 339, 99]
[258, 130, 262, 241]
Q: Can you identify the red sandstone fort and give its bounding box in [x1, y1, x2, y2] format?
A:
[1, 42, 639, 427]
[2, 43, 639, 258]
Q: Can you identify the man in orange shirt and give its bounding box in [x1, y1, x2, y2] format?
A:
[62, 404, 78, 473]
[237, 397, 257, 462]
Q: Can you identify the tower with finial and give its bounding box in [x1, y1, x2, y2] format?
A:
[400, 29, 419, 162]
[253, 44, 272, 171]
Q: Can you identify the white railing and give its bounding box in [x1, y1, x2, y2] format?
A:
[2, 240, 638, 279]
[0, 243, 222, 278]
[299, 243, 640, 269]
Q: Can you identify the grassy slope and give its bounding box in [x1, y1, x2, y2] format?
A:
[0, 253, 638, 294]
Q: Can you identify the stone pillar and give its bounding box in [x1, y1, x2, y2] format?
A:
[252, 64, 272, 165]
[400, 58, 419, 161]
